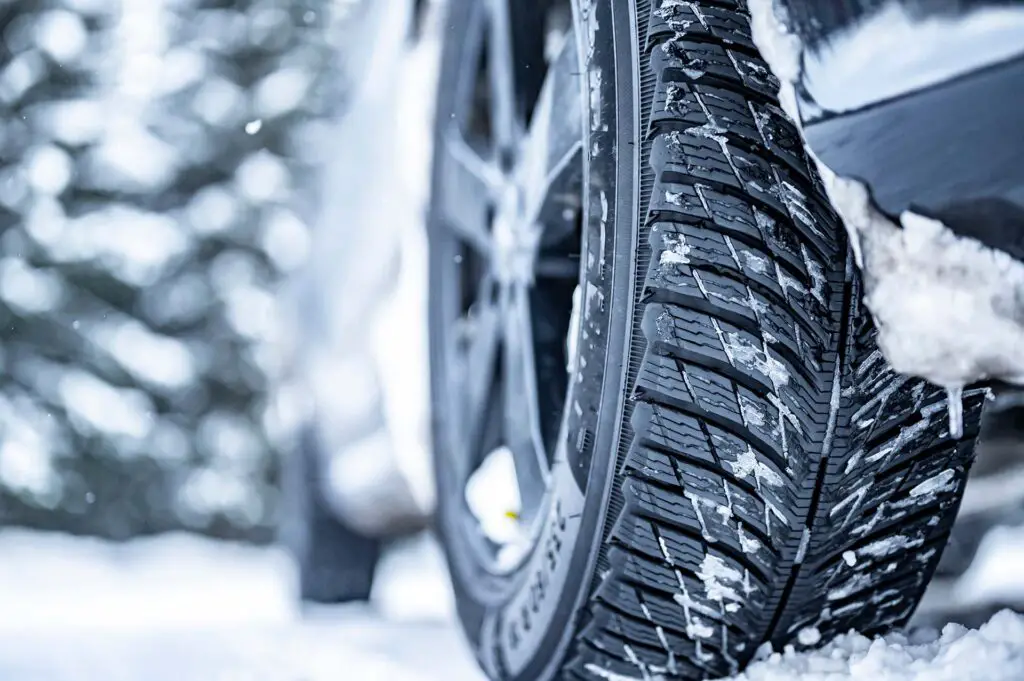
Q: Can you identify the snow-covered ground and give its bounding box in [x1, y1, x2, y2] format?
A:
[735, 612, 1024, 680]
[0, 530, 483, 681]
[0, 527, 1021, 681]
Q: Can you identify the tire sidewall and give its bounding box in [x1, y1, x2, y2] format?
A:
[427, 1, 641, 679]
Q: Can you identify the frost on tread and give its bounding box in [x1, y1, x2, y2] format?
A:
[566, 2, 984, 680]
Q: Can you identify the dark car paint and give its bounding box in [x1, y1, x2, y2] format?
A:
[800, 52, 1024, 260]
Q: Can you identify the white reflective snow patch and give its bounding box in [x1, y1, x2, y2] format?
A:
[87, 319, 198, 391]
[802, 3, 1024, 115]
[0, 258, 65, 313]
[850, 206, 1024, 395]
[0, 397, 62, 504]
[730, 609, 1024, 680]
[796, 626, 821, 647]
[0, 532, 471, 680]
[464, 446, 525, 552]
[59, 370, 154, 441]
[35, 10, 89, 63]
[723, 332, 790, 391]
[659, 232, 692, 265]
[729, 445, 784, 491]
[697, 553, 744, 604]
[857, 535, 923, 560]
[909, 469, 957, 499]
[39, 205, 191, 287]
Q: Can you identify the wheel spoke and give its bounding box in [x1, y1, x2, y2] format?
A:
[485, 0, 519, 155]
[462, 279, 503, 457]
[520, 33, 584, 227]
[501, 284, 548, 512]
[436, 130, 503, 255]
[435, 1, 586, 561]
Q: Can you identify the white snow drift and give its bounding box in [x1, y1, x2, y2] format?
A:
[730, 610, 1024, 681]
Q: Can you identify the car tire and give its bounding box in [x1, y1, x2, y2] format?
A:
[281, 427, 381, 605]
[427, 1, 985, 679]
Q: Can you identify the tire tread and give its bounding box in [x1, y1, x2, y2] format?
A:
[566, 2, 983, 679]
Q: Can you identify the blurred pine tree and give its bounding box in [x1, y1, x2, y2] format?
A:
[0, 0, 353, 542]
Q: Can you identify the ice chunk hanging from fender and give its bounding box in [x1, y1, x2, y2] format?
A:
[946, 385, 964, 440]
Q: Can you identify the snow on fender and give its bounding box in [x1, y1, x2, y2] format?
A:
[746, 0, 1024, 439]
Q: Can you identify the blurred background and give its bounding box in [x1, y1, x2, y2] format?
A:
[0, 0, 1021, 679]
[0, 0, 350, 541]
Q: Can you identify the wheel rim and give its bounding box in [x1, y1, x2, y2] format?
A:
[431, 0, 584, 573]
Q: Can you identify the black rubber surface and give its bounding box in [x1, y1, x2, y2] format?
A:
[561, 1, 984, 679]
[430, 1, 986, 679]
[801, 52, 1024, 260]
[280, 428, 380, 605]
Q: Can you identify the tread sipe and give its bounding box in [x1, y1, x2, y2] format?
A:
[565, 1, 984, 679]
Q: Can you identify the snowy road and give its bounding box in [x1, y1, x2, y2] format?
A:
[1, 529, 1022, 681]
[0, 625, 476, 681]
[0, 531, 484, 681]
